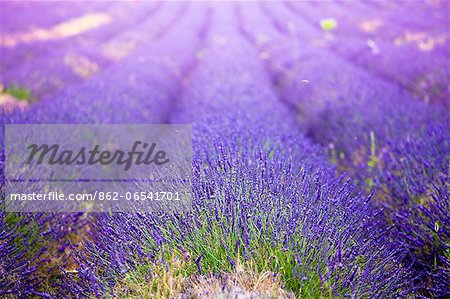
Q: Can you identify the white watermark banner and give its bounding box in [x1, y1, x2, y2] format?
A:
[3, 124, 192, 212]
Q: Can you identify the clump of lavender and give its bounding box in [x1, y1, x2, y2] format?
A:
[374, 122, 450, 297]
[0, 203, 87, 297]
[301, 93, 449, 296]
[66, 120, 411, 298]
[0, 209, 42, 297]
[303, 91, 449, 296]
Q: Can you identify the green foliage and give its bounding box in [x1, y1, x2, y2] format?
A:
[123, 206, 363, 298]
[365, 131, 379, 189]
[3, 84, 32, 101]
[320, 18, 337, 31]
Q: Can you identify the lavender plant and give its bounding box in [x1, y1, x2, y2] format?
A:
[0, 209, 42, 297]
[373, 122, 450, 297]
[0, 204, 87, 297]
[68, 121, 411, 298]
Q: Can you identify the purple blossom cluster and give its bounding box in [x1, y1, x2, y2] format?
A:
[374, 122, 449, 296]
[0, 203, 86, 297]
[0, 209, 42, 297]
[72, 133, 409, 297]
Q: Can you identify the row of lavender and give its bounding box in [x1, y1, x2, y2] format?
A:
[238, 2, 449, 296]
[1, 2, 209, 297]
[1, 1, 449, 298]
[1, 2, 185, 100]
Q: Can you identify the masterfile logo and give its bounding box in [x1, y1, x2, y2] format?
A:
[26, 141, 170, 171]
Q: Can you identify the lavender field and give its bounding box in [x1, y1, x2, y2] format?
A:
[0, 1, 449, 298]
